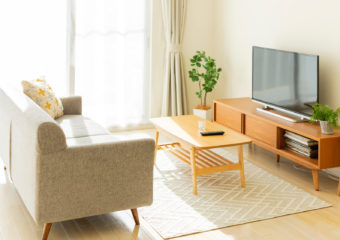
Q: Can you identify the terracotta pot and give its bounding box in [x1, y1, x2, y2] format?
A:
[320, 121, 333, 135]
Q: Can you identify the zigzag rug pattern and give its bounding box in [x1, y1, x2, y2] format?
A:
[140, 148, 331, 239]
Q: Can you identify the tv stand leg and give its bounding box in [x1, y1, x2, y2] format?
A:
[312, 170, 319, 191]
[276, 154, 280, 163]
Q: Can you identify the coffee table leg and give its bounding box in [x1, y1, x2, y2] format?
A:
[190, 147, 197, 195]
[154, 131, 159, 165]
[238, 145, 245, 187]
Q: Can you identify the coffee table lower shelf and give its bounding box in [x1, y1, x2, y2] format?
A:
[157, 142, 246, 194]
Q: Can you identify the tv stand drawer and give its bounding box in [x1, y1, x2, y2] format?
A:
[214, 103, 242, 132]
[245, 115, 276, 147]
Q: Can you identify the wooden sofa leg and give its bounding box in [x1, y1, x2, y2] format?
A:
[42, 223, 52, 240]
[131, 208, 140, 225]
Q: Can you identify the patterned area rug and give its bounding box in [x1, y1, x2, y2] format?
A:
[140, 148, 331, 239]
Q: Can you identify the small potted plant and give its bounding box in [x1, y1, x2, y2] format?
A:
[188, 51, 222, 120]
[310, 103, 340, 134]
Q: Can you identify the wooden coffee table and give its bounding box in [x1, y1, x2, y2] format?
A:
[151, 115, 252, 194]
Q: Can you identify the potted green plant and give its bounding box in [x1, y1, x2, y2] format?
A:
[188, 51, 222, 120]
[310, 103, 340, 134]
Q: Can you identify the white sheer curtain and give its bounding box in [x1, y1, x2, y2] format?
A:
[74, 0, 150, 128]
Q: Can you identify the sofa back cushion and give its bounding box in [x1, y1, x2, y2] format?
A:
[56, 115, 110, 139]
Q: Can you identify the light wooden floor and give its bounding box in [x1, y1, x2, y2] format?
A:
[1, 129, 340, 240]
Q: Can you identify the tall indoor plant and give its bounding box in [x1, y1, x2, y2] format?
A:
[310, 103, 340, 134]
[188, 51, 222, 120]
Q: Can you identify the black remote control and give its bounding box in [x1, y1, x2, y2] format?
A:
[200, 130, 225, 136]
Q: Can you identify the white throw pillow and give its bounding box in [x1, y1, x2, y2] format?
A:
[21, 78, 64, 119]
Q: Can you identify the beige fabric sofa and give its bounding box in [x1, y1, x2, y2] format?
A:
[0, 86, 155, 239]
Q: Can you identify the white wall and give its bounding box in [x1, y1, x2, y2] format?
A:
[211, 0, 340, 176]
[181, 0, 214, 112]
[150, 0, 214, 117]
[212, 0, 340, 108]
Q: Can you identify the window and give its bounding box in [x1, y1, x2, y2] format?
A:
[0, 0, 150, 129]
[0, 0, 67, 95]
[73, 0, 150, 128]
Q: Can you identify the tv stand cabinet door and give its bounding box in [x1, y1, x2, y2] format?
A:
[319, 138, 340, 169]
[215, 103, 242, 132]
[245, 115, 277, 147]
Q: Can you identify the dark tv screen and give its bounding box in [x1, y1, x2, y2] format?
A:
[252, 46, 319, 116]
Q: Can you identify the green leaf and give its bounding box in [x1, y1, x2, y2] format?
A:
[188, 50, 222, 103]
[310, 103, 340, 129]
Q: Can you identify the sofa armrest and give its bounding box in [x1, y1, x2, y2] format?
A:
[60, 96, 82, 115]
[37, 122, 66, 154]
[36, 137, 155, 223]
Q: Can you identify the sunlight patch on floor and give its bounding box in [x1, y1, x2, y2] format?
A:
[223, 234, 235, 240]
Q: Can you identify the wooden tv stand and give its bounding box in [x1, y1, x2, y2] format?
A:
[214, 97, 340, 191]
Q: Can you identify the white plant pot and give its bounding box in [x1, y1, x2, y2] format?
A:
[320, 121, 334, 135]
[193, 108, 212, 121]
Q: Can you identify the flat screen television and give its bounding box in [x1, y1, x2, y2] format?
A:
[252, 46, 319, 118]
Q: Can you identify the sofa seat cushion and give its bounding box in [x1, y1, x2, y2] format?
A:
[56, 115, 110, 138]
[65, 133, 153, 147]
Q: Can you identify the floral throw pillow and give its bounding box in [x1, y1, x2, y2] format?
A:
[21, 78, 64, 119]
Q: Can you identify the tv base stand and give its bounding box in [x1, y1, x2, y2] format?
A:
[214, 97, 340, 192]
[256, 106, 308, 123]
